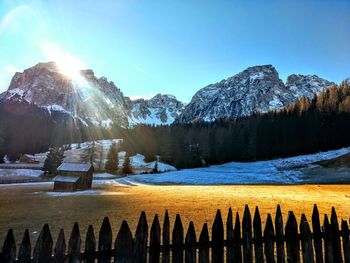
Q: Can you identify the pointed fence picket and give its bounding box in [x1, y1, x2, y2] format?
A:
[1, 205, 350, 262]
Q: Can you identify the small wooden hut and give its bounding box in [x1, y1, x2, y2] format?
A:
[53, 163, 94, 192]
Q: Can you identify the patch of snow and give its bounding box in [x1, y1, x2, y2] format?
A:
[146, 161, 177, 172]
[45, 104, 71, 115]
[50, 104, 67, 112]
[249, 72, 265, 81]
[0, 169, 44, 177]
[77, 117, 89, 127]
[114, 147, 350, 185]
[104, 97, 115, 108]
[6, 88, 24, 99]
[269, 95, 283, 108]
[53, 176, 79, 183]
[273, 147, 350, 169]
[93, 173, 119, 179]
[101, 119, 113, 128]
[129, 108, 164, 126]
[0, 182, 53, 187]
[199, 85, 221, 99]
[57, 163, 92, 172]
[117, 152, 176, 173]
[3, 155, 10, 164]
[122, 161, 302, 185]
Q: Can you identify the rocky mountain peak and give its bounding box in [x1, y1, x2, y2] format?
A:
[129, 93, 185, 126]
[2, 62, 184, 128]
[2, 61, 338, 127]
[177, 65, 335, 123]
[285, 74, 335, 99]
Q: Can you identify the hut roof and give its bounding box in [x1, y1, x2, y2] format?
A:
[53, 175, 80, 183]
[57, 163, 93, 172]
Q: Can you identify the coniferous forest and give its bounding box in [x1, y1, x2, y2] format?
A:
[1, 81, 350, 169]
[121, 81, 350, 168]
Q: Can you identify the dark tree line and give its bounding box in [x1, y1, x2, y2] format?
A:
[121, 81, 350, 168]
[0, 100, 123, 161]
[1, 81, 350, 169]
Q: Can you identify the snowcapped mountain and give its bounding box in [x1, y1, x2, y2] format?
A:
[129, 94, 185, 126]
[285, 74, 335, 100]
[0, 62, 337, 127]
[177, 65, 335, 123]
[1, 62, 184, 128]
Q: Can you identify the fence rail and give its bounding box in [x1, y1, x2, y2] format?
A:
[1, 204, 350, 262]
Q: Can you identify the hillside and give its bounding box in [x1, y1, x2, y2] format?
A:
[316, 152, 350, 168]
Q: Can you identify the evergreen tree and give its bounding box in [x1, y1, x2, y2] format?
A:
[0, 129, 4, 164]
[98, 149, 104, 171]
[43, 147, 64, 175]
[94, 142, 104, 171]
[122, 152, 133, 174]
[80, 141, 96, 165]
[152, 160, 158, 174]
[105, 142, 119, 173]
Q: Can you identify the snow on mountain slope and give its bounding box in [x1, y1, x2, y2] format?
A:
[2, 62, 337, 127]
[115, 147, 350, 185]
[2, 62, 184, 127]
[129, 94, 185, 126]
[286, 74, 335, 99]
[2, 62, 131, 127]
[177, 65, 335, 123]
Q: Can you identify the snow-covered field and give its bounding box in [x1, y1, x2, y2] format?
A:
[0, 169, 43, 178]
[119, 152, 176, 173]
[106, 147, 350, 185]
[25, 139, 176, 174]
[2, 142, 350, 186]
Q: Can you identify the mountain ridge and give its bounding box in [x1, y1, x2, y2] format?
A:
[1, 62, 339, 127]
[1, 62, 185, 128]
[176, 64, 335, 123]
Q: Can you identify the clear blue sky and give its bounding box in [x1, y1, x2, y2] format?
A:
[0, 0, 349, 102]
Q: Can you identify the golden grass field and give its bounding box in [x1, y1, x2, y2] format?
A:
[1, 183, 350, 247]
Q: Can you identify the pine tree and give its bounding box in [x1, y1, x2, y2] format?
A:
[98, 150, 103, 171]
[43, 147, 64, 175]
[80, 141, 96, 165]
[93, 142, 104, 171]
[105, 142, 119, 173]
[152, 160, 158, 174]
[0, 128, 5, 163]
[122, 152, 133, 174]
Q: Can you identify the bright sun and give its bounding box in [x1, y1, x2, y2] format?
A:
[41, 43, 85, 79]
[55, 56, 84, 79]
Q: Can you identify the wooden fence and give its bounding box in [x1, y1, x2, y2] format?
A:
[1, 204, 350, 262]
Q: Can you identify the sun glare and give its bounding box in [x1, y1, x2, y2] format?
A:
[41, 43, 85, 79]
[55, 56, 84, 79]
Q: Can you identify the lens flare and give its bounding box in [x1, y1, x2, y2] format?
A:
[41, 42, 85, 79]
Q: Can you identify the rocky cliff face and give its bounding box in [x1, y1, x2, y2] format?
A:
[129, 94, 185, 125]
[285, 74, 335, 99]
[1, 62, 184, 127]
[177, 65, 335, 123]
